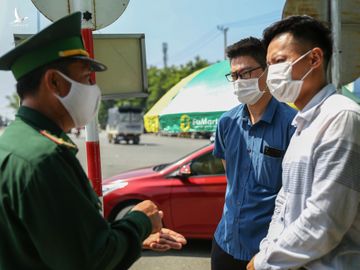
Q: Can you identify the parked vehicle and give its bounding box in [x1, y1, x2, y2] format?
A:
[106, 107, 143, 144]
[209, 132, 216, 143]
[102, 144, 226, 239]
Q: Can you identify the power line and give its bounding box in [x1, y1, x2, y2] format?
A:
[150, 30, 221, 66]
[169, 31, 222, 63]
[168, 29, 219, 59]
[151, 9, 282, 66]
[222, 10, 281, 28]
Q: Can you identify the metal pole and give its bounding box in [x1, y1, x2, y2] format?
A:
[217, 26, 229, 60]
[37, 10, 40, 32]
[330, 0, 341, 92]
[162, 42, 168, 68]
[223, 27, 228, 60]
[81, 29, 104, 211]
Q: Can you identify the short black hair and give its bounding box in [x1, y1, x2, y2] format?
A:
[263, 15, 333, 69]
[16, 58, 74, 100]
[226, 37, 267, 69]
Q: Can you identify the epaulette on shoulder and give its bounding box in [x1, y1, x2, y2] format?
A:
[40, 130, 77, 149]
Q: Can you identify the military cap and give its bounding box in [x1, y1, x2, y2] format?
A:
[0, 12, 107, 80]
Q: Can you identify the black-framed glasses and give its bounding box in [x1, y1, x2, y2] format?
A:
[225, 66, 263, 82]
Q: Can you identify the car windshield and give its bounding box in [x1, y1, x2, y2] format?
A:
[153, 163, 171, 171]
[152, 144, 212, 172]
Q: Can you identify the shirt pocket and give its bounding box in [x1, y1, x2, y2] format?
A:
[255, 152, 283, 191]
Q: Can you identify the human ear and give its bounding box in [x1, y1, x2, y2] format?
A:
[310, 47, 323, 69]
[43, 70, 59, 93]
[43, 69, 70, 96]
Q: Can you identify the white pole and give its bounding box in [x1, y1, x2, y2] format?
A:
[330, 0, 341, 93]
[37, 10, 40, 32]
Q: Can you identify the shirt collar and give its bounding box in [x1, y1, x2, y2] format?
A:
[261, 97, 279, 124]
[292, 84, 336, 128]
[16, 106, 77, 153]
[241, 97, 279, 124]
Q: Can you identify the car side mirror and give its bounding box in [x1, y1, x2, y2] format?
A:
[179, 164, 191, 177]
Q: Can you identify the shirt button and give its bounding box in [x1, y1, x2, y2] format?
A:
[280, 217, 284, 222]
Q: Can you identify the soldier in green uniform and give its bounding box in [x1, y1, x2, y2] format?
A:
[0, 12, 185, 270]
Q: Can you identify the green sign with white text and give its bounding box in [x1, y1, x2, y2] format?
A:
[159, 111, 225, 133]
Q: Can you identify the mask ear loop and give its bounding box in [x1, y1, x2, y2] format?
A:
[300, 67, 314, 81]
[292, 49, 313, 66]
[258, 66, 269, 92]
[56, 71, 74, 84]
[291, 49, 314, 81]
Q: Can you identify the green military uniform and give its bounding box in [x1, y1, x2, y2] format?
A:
[0, 107, 151, 269]
[0, 12, 152, 270]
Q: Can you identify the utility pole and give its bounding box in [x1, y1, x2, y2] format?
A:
[37, 10, 40, 32]
[162, 42, 168, 68]
[217, 25, 229, 60]
[330, 0, 341, 92]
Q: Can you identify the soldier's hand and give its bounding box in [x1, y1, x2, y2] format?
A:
[131, 200, 163, 233]
[143, 228, 187, 252]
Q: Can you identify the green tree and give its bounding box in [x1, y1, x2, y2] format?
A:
[98, 100, 116, 129]
[96, 56, 210, 129]
[145, 56, 210, 113]
[6, 92, 20, 112]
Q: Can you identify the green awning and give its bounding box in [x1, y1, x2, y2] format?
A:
[159, 60, 237, 133]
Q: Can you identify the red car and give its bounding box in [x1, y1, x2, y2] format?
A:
[103, 144, 226, 239]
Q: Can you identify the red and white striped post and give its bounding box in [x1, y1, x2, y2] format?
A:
[31, 0, 130, 216]
[81, 29, 103, 212]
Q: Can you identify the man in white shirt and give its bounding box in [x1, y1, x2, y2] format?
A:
[247, 15, 360, 270]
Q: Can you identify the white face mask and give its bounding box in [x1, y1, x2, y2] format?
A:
[266, 49, 313, 103]
[233, 78, 264, 105]
[55, 71, 101, 128]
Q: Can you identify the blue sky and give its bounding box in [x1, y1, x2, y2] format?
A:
[0, 0, 286, 119]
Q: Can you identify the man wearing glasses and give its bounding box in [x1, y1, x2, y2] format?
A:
[211, 37, 296, 270]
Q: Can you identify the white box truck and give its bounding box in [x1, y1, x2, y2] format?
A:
[106, 107, 143, 144]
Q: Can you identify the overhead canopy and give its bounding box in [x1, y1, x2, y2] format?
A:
[144, 68, 204, 133]
[159, 60, 238, 133]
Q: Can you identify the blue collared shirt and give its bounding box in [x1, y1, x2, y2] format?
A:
[213, 97, 296, 260]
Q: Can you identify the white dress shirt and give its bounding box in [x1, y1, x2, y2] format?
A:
[254, 84, 360, 269]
